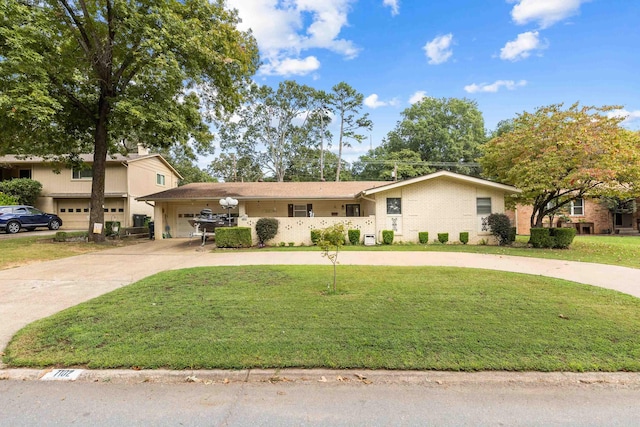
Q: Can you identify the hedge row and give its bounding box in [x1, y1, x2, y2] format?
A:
[529, 227, 576, 249]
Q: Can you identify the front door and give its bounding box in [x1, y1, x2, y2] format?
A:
[346, 204, 360, 217]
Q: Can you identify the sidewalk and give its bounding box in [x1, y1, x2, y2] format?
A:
[2, 238, 640, 356]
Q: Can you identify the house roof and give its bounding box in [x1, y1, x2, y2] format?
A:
[138, 171, 520, 202]
[360, 170, 521, 196]
[0, 153, 182, 180]
[137, 181, 387, 201]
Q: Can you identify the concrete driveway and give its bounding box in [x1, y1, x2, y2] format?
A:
[2, 238, 640, 354]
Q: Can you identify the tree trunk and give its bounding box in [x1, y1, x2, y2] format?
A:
[88, 95, 110, 243]
[335, 117, 344, 182]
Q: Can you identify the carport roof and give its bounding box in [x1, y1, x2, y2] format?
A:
[137, 181, 389, 201]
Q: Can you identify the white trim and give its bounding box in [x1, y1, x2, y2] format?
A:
[361, 170, 520, 196]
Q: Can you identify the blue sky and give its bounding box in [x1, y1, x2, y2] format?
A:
[224, 0, 640, 165]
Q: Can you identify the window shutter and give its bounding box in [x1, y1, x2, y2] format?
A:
[288, 204, 293, 217]
[307, 204, 313, 216]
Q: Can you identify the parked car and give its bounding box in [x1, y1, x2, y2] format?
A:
[0, 205, 63, 234]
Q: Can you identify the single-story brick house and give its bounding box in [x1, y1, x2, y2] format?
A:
[510, 197, 640, 236]
[138, 170, 521, 245]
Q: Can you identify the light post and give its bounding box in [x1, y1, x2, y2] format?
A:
[219, 197, 238, 226]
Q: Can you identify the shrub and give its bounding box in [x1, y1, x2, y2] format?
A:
[418, 232, 429, 244]
[54, 231, 68, 242]
[215, 227, 252, 248]
[382, 230, 394, 245]
[509, 227, 517, 243]
[550, 227, 576, 249]
[105, 221, 121, 237]
[279, 242, 286, 247]
[437, 233, 449, 244]
[529, 228, 554, 248]
[348, 229, 360, 245]
[310, 229, 322, 245]
[0, 192, 18, 205]
[487, 213, 512, 246]
[459, 232, 469, 245]
[288, 242, 295, 247]
[255, 218, 279, 245]
[0, 178, 42, 206]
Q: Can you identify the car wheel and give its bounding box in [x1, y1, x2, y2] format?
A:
[48, 219, 61, 230]
[6, 221, 21, 234]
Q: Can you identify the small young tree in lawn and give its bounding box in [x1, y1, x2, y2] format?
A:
[318, 223, 347, 294]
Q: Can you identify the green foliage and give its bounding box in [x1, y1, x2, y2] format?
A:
[0, 179, 42, 206]
[105, 221, 121, 237]
[480, 103, 640, 228]
[328, 82, 372, 181]
[382, 230, 394, 245]
[215, 227, 252, 248]
[459, 232, 469, 245]
[418, 232, 429, 244]
[0, 0, 259, 240]
[348, 229, 361, 245]
[255, 218, 279, 245]
[216, 80, 321, 182]
[160, 146, 215, 186]
[352, 148, 432, 181]
[318, 223, 347, 293]
[487, 213, 513, 246]
[310, 229, 322, 245]
[54, 232, 68, 242]
[437, 233, 449, 244]
[529, 228, 554, 249]
[509, 227, 517, 243]
[382, 97, 486, 176]
[551, 228, 577, 249]
[0, 192, 18, 205]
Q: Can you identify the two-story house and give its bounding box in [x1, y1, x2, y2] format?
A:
[0, 147, 181, 229]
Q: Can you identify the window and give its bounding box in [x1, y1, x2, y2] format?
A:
[346, 204, 360, 217]
[386, 198, 401, 215]
[19, 169, 31, 179]
[293, 204, 307, 217]
[570, 198, 584, 216]
[156, 173, 166, 186]
[72, 168, 92, 180]
[476, 197, 492, 215]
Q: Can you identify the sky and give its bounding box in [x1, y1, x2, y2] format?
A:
[219, 0, 640, 166]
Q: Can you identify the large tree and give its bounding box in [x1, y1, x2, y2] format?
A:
[383, 97, 486, 176]
[352, 147, 433, 181]
[480, 103, 640, 228]
[327, 82, 371, 182]
[0, 0, 258, 241]
[216, 80, 319, 182]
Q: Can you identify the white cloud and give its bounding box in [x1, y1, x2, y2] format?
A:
[608, 109, 640, 126]
[383, 0, 399, 16]
[500, 31, 546, 61]
[464, 80, 527, 94]
[227, 0, 359, 76]
[423, 33, 453, 65]
[260, 56, 321, 76]
[409, 91, 427, 104]
[509, 0, 589, 29]
[364, 94, 399, 109]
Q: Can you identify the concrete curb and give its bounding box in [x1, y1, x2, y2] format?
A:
[3, 368, 640, 387]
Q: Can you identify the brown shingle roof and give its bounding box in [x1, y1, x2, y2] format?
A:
[138, 181, 391, 201]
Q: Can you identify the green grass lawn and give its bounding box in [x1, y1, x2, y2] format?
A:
[6, 265, 640, 372]
[265, 235, 640, 269]
[0, 234, 140, 270]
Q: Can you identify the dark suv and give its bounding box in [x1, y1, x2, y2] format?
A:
[0, 205, 63, 234]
